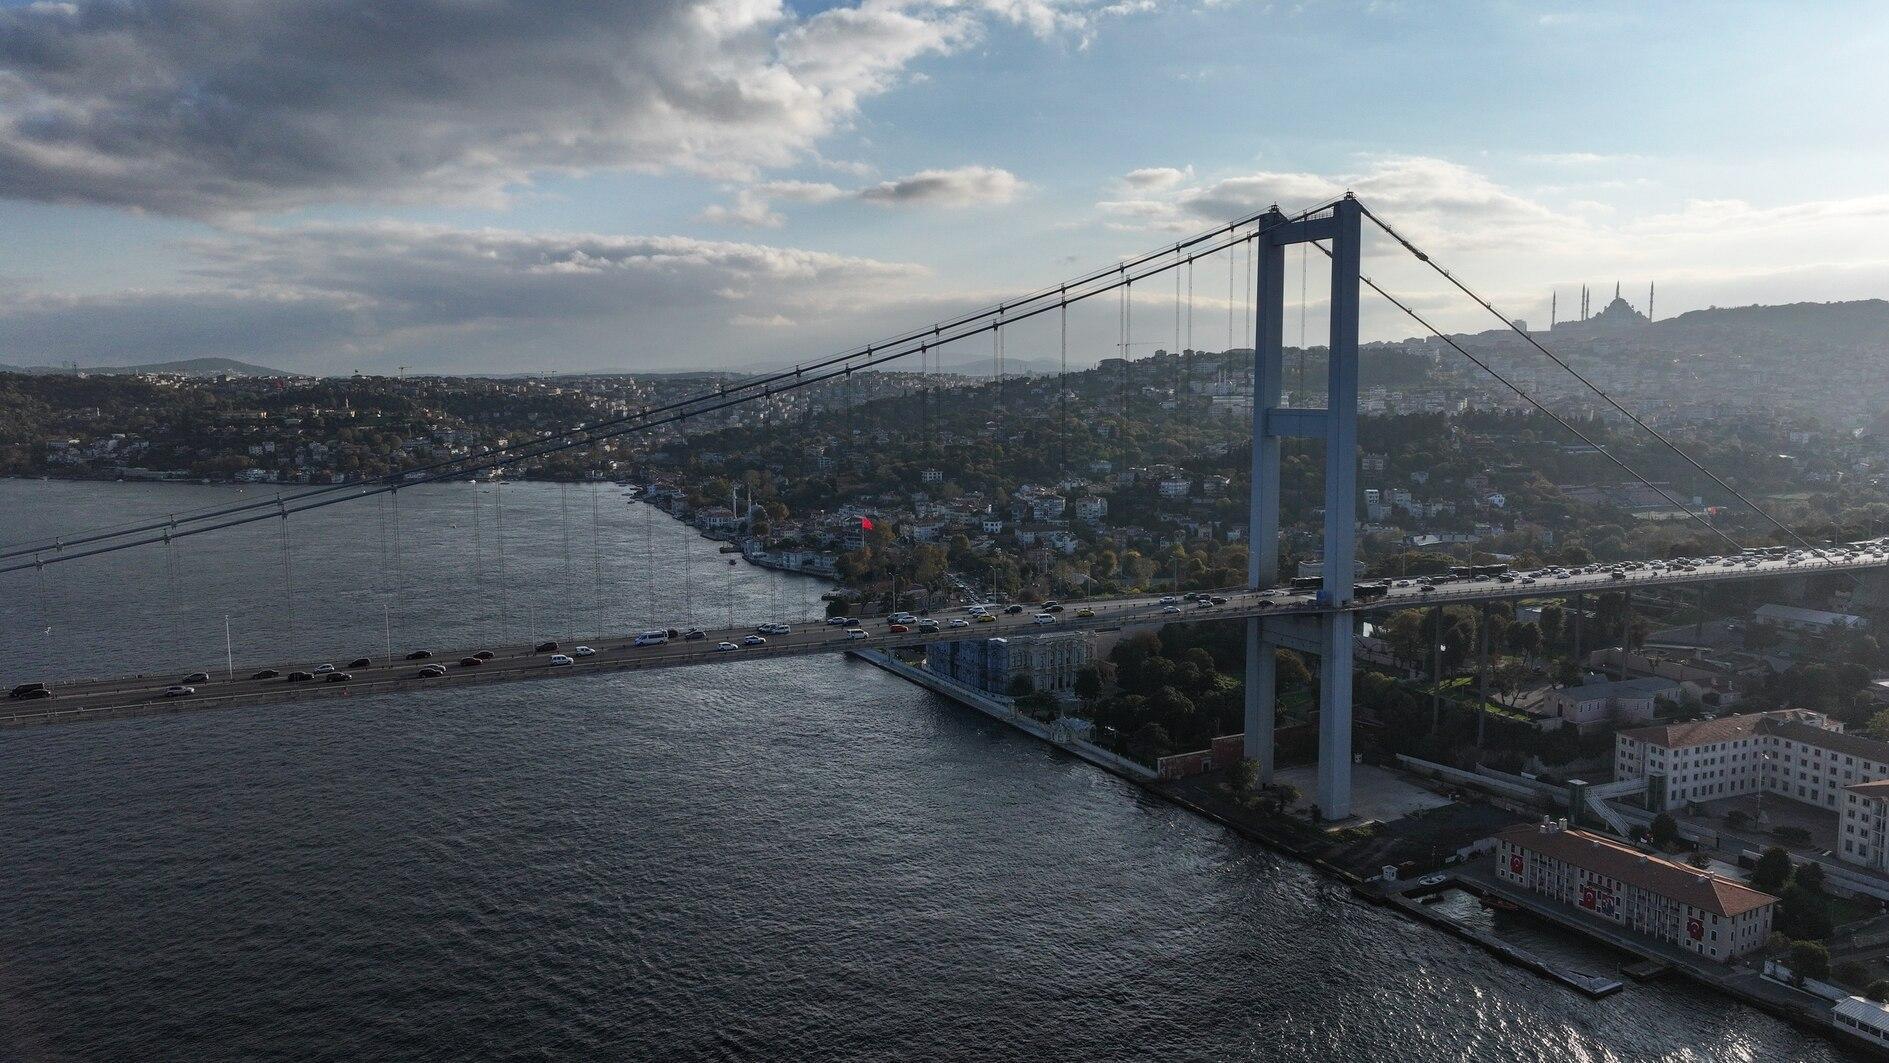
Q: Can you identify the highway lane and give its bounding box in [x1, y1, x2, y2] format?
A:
[9, 546, 1889, 727]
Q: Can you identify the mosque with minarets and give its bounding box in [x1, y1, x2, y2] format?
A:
[1550, 281, 1655, 333]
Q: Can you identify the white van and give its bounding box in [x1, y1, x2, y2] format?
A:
[633, 630, 670, 646]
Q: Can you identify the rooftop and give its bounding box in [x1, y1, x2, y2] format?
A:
[1497, 825, 1776, 918]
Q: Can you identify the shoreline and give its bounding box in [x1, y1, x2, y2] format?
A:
[855, 644, 1882, 1057]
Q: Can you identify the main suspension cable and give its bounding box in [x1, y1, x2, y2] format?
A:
[1, 205, 1337, 576]
[1310, 239, 1746, 553]
[1362, 205, 1810, 551]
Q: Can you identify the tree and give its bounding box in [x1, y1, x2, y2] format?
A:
[1074, 665, 1104, 706]
[1866, 708, 1889, 743]
[1275, 648, 1313, 690]
[1796, 861, 1826, 894]
[1835, 961, 1870, 987]
[1007, 674, 1036, 697]
[1789, 940, 1831, 982]
[1650, 812, 1679, 848]
[1752, 846, 1794, 894]
[1868, 980, 1889, 1004]
[1508, 621, 1542, 658]
[1227, 756, 1259, 796]
[1127, 722, 1173, 764]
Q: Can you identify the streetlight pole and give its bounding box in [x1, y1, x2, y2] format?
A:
[384, 601, 393, 663]
[224, 614, 234, 681]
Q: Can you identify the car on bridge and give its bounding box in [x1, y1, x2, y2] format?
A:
[887, 624, 910, 634]
[325, 672, 352, 683]
[1032, 613, 1055, 625]
[183, 671, 210, 684]
[460, 656, 483, 667]
[350, 657, 373, 669]
[314, 664, 335, 674]
[1075, 608, 1095, 618]
[10, 683, 51, 700]
[948, 618, 970, 628]
[548, 654, 574, 666]
[418, 665, 447, 678]
[742, 635, 767, 646]
[574, 646, 596, 657]
[683, 629, 706, 640]
[286, 671, 313, 682]
[535, 641, 559, 653]
[976, 613, 996, 623]
[1161, 605, 1182, 615]
[716, 641, 738, 652]
[918, 619, 940, 632]
[758, 623, 791, 636]
[634, 631, 669, 646]
[474, 650, 496, 660]
[406, 650, 432, 660]
[845, 628, 868, 640]
[1004, 605, 1025, 615]
[163, 685, 195, 697]
[251, 669, 279, 680]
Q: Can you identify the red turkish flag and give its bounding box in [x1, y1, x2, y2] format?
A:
[861, 517, 875, 531]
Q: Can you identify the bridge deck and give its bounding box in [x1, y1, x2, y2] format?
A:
[6, 552, 1884, 728]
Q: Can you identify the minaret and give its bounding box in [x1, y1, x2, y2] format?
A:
[1614, 280, 1621, 302]
[1648, 282, 1655, 322]
[1551, 291, 1557, 329]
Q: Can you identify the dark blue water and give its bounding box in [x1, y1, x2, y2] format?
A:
[0, 481, 1865, 1061]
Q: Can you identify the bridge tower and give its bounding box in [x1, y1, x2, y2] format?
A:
[1245, 196, 1361, 821]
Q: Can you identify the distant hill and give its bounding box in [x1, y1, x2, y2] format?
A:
[0, 357, 296, 378]
[1654, 299, 1889, 347]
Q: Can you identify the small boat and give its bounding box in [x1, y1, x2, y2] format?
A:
[1478, 895, 1520, 912]
[719, 545, 739, 553]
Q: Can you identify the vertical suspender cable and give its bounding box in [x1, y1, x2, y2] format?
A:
[643, 490, 655, 629]
[560, 482, 575, 640]
[591, 485, 603, 636]
[1228, 239, 1236, 352]
[1125, 276, 1133, 421]
[1245, 233, 1254, 352]
[1185, 256, 1194, 356]
[1059, 301, 1069, 471]
[279, 509, 295, 656]
[391, 488, 404, 655]
[495, 480, 509, 643]
[471, 486, 485, 644]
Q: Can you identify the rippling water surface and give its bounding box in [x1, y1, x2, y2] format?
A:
[0, 480, 1866, 1061]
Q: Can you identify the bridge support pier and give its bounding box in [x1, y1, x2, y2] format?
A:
[1245, 616, 1275, 783]
[1244, 197, 1361, 821]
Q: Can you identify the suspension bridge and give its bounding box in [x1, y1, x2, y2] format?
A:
[4, 195, 1878, 823]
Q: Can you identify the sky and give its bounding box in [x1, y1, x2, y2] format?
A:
[2, 0, 1888, 375]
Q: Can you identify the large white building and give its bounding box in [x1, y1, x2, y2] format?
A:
[1614, 709, 1862, 809]
[1615, 709, 1889, 874]
[1494, 822, 1776, 962]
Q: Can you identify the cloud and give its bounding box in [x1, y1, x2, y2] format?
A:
[1122, 165, 1192, 190]
[858, 165, 1025, 206]
[0, 0, 970, 216]
[0, 0, 1163, 217]
[704, 165, 1022, 225]
[0, 223, 934, 371]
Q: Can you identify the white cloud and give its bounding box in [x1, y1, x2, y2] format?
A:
[705, 165, 1023, 225]
[0, 0, 1160, 217]
[1122, 165, 1192, 190]
[0, 223, 935, 372]
[858, 165, 1025, 206]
